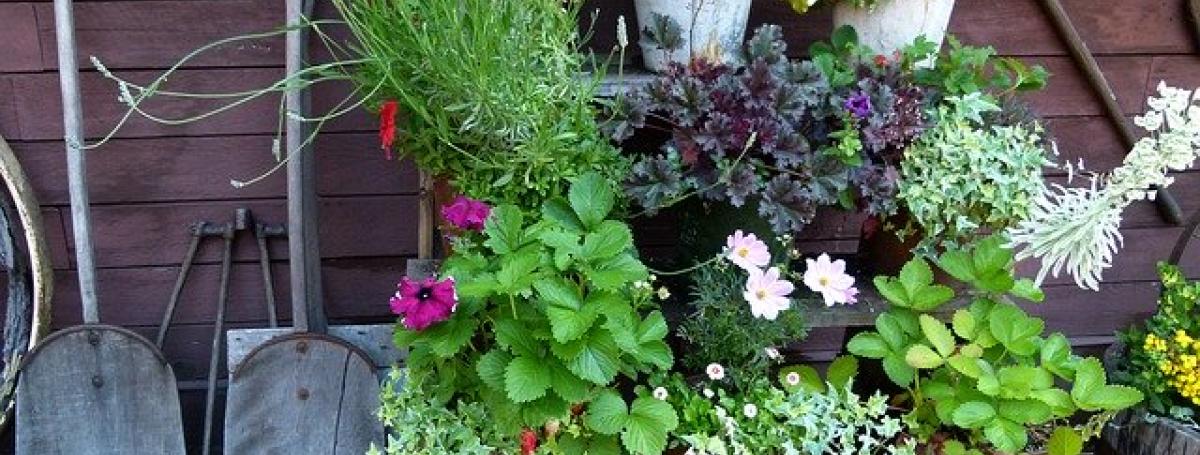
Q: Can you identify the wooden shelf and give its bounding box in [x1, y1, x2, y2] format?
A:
[593, 68, 657, 98]
[801, 288, 966, 328]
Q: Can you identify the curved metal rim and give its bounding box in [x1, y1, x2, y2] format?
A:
[230, 332, 376, 379]
[21, 324, 171, 368]
[0, 134, 51, 346]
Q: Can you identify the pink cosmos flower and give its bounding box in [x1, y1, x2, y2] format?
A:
[725, 230, 770, 272]
[442, 196, 491, 232]
[743, 266, 795, 320]
[803, 254, 857, 307]
[389, 276, 458, 331]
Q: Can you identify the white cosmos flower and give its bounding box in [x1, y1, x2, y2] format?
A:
[725, 230, 771, 272]
[802, 253, 857, 307]
[743, 267, 795, 320]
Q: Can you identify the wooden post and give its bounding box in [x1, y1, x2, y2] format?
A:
[53, 0, 100, 324]
[286, 0, 326, 333]
[1040, 0, 1183, 225]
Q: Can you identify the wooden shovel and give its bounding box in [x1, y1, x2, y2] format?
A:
[223, 1, 384, 452]
[15, 1, 186, 453]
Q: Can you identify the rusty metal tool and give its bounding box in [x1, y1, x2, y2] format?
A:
[1040, 0, 1183, 225]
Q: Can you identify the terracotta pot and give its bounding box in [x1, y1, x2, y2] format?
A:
[858, 214, 920, 278]
[431, 177, 457, 257]
[833, 0, 956, 58]
[858, 213, 953, 283]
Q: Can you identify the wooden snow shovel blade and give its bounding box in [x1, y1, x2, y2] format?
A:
[15, 326, 186, 454]
[223, 333, 382, 454]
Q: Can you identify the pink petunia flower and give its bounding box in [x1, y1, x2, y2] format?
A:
[442, 196, 492, 232]
[802, 254, 858, 307]
[725, 230, 771, 272]
[389, 276, 458, 331]
[743, 266, 795, 320]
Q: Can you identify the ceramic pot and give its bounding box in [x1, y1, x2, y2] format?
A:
[833, 0, 956, 57]
[634, 0, 752, 72]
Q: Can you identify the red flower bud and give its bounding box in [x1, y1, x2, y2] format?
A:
[520, 428, 539, 455]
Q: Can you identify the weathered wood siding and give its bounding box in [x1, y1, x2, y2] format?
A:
[0, 0, 1197, 450]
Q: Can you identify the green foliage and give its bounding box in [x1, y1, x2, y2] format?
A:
[913, 36, 1050, 96]
[846, 235, 1143, 453]
[370, 369, 515, 455]
[787, 0, 881, 14]
[334, 0, 627, 208]
[655, 371, 912, 455]
[1116, 263, 1200, 419]
[395, 173, 674, 454]
[898, 94, 1051, 252]
[676, 260, 808, 392]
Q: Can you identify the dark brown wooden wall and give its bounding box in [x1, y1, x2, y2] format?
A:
[0, 0, 1198, 450]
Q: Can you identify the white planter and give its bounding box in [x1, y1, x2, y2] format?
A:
[634, 0, 753, 72]
[833, 0, 956, 57]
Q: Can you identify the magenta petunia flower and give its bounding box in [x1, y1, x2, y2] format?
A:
[442, 196, 492, 232]
[389, 276, 458, 331]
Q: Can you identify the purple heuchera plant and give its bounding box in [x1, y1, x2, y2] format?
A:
[605, 25, 924, 235]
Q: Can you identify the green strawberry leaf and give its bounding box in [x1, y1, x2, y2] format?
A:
[535, 276, 582, 310]
[989, 303, 1043, 356]
[569, 173, 615, 229]
[584, 389, 627, 435]
[506, 355, 552, 403]
[587, 254, 648, 291]
[883, 353, 916, 387]
[1047, 426, 1083, 455]
[547, 305, 598, 343]
[826, 356, 859, 389]
[906, 344, 946, 369]
[476, 349, 513, 391]
[1010, 278, 1045, 302]
[621, 397, 678, 455]
[483, 205, 526, 254]
[938, 249, 976, 283]
[542, 197, 584, 232]
[920, 314, 956, 357]
[984, 418, 1028, 453]
[900, 258, 935, 296]
[847, 332, 890, 359]
[581, 221, 633, 260]
[952, 401, 996, 429]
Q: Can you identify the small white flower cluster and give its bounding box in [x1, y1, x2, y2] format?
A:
[1009, 83, 1200, 290]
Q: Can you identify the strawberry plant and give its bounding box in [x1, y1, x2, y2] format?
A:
[847, 236, 1143, 454]
[395, 173, 677, 455]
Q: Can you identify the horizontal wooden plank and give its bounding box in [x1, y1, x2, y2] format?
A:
[7, 69, 373, 141]
[1018, 56, 1151, 117]
[9, 133, 415, 205]
[34, 1, 282, 71]
[1147, 54, 1200, 93]
[1031, 280, 1160, 336]
[1043, 116, 1134, 173]
[0, 3, 41, 73]
[60, 196, 416, 268]
[38, 207, 71, 269]
[0, 77, 18, 139]
[950, 0, 1195, 56]
[50, 257, 404, 327]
